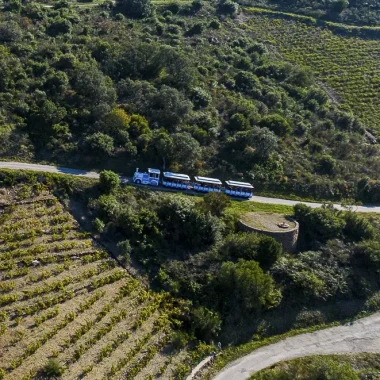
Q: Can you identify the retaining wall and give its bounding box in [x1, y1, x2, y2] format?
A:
[238, 218, 299, 253]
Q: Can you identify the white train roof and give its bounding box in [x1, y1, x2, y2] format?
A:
[225, 180, 254, 189]
[163, 172, 190, 181]
[194, 176, 222, 185]
[148, 168, 161, 174]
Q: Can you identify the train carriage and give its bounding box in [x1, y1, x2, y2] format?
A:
[162, 172, 191, 190]
[193, 176, 222, 193]
[224, 180, 254, 198]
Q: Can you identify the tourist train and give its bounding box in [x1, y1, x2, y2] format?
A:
[133, 168, 254, 198]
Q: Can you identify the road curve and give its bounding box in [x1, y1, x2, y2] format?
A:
[1, 161, 380, 213]
[0, 161, 100, 179]
[213, 312, 380, 380]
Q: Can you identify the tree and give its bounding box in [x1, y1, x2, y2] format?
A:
[117, 239, 132, 264]
[102, 108, 131, 136]
[330, 0, 349, 13]
[42, 359, 64, 378]
[85, 133, 114, 156]
[235, 71, 261, 93]
[294, 204, 344, 246]
[73, 63, 116, 122]
[191, 87, 212, 109]
[171, 132, 202, 170]
[250, 127, 278, 159]
[128, 114, 150, 139]
[316, 154, 336, 175]
[216, 259, 281, 312]
[222, 232, 282, 268]
[99, 170, 120, 194]
[157, 196, 222, 249]
[4, 0, 22, 13]
[28, 99, 67, 145]
[259, 114, 291, 137]
[343, 212, 374, 242]
[0, 21, 22, 42]
[116, 0, 153, 18]
[95, 194, 120, 220]
[191, 306, 221, 342]
[47, 18, 72, 37]
[256, 235, 283, 269]
[217, 0, 238, 15]
[201, 192, 231, 217]
[228, 113, 250, 132]
[150, 86, 192, 128]
[355, 240, 380, 271]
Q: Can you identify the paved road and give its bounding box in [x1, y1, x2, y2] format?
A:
[1, 161, 380, 213]
[0, 161, 100, 179]
[213, 313, 380, 380]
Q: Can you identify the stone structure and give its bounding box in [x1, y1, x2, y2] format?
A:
[238, 217, 299, 253]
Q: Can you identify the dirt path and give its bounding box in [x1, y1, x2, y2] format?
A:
[1, 161, 380, 213]
[213, 312, 380, 380]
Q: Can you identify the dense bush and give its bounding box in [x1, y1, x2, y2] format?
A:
[214, 259, 282, 313]
[99, 170, 120, 194]
[115, 0, 153, 18]
[294, 204, 344, 246]
[157, 196, 223, 249]
[222, 232, 282, 268]
[294, 204, 373, 248]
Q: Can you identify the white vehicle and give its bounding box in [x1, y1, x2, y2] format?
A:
[193, 176, 222, 193]
[133, 168, 160, 186]
[224, 180, 254, 198]
[162, 172, 191, 190]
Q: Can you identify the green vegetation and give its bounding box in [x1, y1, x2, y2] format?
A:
[2, 170, 380, 378]
[243, 11, 380, 133]
[0, 0, 380, 203]
[249, 353, 380, 380]
[1, 0, 380, 374]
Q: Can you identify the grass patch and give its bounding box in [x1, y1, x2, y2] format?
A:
[226, 200, 294, 215]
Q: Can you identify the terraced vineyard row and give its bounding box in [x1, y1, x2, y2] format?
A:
[244, 12, 380, 132]
[0, 187, 189, 379]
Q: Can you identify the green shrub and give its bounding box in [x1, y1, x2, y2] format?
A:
[93, 218, 105, 233]
[191, 306, 221, 341]
[171, 330, 189, 349]
[209, 20, 221, 29]
[316, 154, 337, 175]
[99, 170, 120, 194]
[117, 239, 132, 264]
[343, 212, 374, 242]
[42, 359, 64, 378]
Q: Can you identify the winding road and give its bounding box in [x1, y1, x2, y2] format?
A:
[213, 312, 380, 380]
[1, 161, 380, 212]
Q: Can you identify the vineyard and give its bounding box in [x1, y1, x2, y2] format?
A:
[243, 11, 380, 133]
[0, 185, 192, 380]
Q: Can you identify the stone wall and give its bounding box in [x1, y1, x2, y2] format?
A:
[238, 218, 299, 253]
